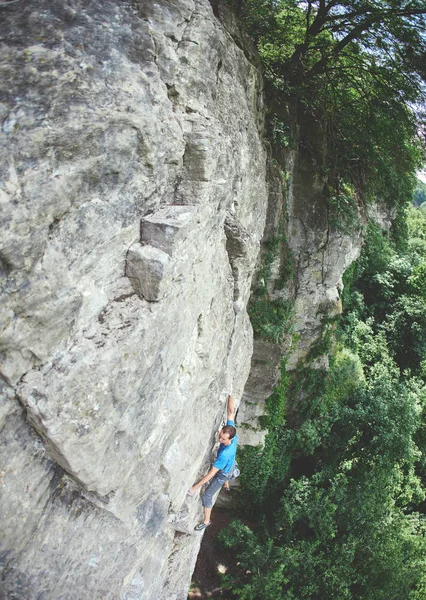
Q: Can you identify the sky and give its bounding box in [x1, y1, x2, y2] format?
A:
[418, 170, 426, 184]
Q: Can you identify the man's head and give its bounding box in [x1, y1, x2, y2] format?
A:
[219, 425, 236, 445]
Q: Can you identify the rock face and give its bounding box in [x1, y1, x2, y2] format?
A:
[238, 111, 364, 440]
[0, 1, 267, 598]
[287, 123, 364, 368]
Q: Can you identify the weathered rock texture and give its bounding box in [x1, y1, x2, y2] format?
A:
[238, 109, 364, 440]
[237, 154, 292, 446]
[287, 113, 364, 368]
[0, 1, 267, 598]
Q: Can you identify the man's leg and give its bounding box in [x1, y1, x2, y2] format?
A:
[203, 506, 212, 525]
[202, 475, 223, 521]
[195, 474, 226, 530]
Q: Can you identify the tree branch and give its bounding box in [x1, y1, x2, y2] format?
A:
[307, 0, 341, 37]
[306, 0, 313, 39]
[302, 5, 426, 82]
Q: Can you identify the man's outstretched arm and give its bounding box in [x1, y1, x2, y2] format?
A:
[188, 466, 219, 496]
[227, 393, 235, 422]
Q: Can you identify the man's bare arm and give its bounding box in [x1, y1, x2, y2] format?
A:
[227, 393, 235, 421]
[188, 466, 219, 495]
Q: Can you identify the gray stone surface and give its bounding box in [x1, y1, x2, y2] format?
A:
[0, 1, 371, 597]
[0, 1, 267, 598]
[237, 339, 283, 447]
[286, 116, 364, 368]
[141, 205, 199, 256]
[126, 243, 171, 301]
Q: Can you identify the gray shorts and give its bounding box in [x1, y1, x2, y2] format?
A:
[201, 471, 229, 508]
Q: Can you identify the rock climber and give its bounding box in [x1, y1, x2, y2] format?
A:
[188, 393, 238, 531]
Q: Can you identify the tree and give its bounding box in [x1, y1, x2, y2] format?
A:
[231, 0, 426, 207]
[234, 0, 426, 88]
[217, 5, 426, 598]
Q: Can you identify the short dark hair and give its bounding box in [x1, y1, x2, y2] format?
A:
[222, 425, 236, 439]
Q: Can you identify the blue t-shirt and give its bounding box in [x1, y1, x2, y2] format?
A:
[213, 419, 238, 474]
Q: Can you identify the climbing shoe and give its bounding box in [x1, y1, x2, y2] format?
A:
[194, 522, 211, 531]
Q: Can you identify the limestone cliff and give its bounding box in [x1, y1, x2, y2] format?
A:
[0, 1, 267, 598]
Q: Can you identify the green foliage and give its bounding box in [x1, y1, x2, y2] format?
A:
[218, 5, 426, 596]
[253, 215, 295, 298]
[235, 0, 426, 97]
[327, 187, 361, 233]
[249, 212, 295, 344]
[409, 262, 426, 296]
[343, 208, 426, 376]
[268, 115, 294, 148]
[248, 298, 294, 343]
[222, 345, 426, 598]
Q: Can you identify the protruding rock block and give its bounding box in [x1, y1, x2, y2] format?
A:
[224, 214, 250, 259]
[126, 244, 171, 301]
[183, 131, 217, 182]
[141, 205, 198, 256]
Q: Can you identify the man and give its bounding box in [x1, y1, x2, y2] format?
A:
[188, 393, 238, 531]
